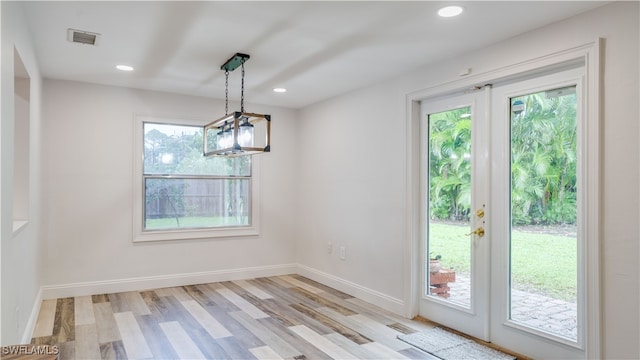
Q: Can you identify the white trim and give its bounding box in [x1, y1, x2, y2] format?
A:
[27, 263, 407, 343]
[404, 39, 601, 358]
[406, 42, 594, 102]
[583, 38, 602, 360]
[296, 264, 405, 315]
[403, 99, 422, 319]
[21, 287, 43, 344]
[40, 263, 296, 299]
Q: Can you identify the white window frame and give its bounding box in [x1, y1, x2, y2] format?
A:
[132, 115, 261, 242]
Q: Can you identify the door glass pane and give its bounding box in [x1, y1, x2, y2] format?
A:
[427, 106, 472, 308]
[509, 86, 578, 340]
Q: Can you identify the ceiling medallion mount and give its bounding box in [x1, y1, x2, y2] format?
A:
[203, 53, 271, 157]
[220, 53, 250, 72]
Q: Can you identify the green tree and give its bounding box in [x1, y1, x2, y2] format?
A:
[510, 90, 577, 225]
[427, 87, 577, 226]
[429, 107, 472, 221]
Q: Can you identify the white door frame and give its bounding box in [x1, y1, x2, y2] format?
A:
[417, 89, 491, 341]
[490, 69, 586, 358]
[403, 39, 602, 357]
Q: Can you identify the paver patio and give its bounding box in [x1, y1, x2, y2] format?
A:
[432, 274, 577, 340]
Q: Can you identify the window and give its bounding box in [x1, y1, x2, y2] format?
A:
[133, 116, 260, 242]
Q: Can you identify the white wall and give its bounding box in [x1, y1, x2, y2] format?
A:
[297, 2, 639, 358]
[296, 84, 407, 303]
[1, 1, 44, 345]
[40, 80, 298, 291]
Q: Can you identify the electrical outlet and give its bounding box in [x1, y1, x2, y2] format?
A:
[327, 243, 333, 254]
[339, 246, 346, 260]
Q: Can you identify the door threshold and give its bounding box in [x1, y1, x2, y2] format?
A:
[412, 316, 532, 360]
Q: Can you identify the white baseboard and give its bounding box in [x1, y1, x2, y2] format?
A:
[296, 264, 405, 316]
[31, 262, 405, 344]
[21, 287, 43, 344]
[40, 263, 297, 299]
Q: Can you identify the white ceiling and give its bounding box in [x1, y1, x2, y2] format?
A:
[21, 1, 607, 109]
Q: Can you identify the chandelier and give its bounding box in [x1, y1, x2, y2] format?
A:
[203, 53, 271, 157]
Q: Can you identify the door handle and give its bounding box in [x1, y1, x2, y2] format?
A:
[466, 227, 485, 237]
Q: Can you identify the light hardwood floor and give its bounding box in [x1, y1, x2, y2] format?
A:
[30, 275, 440, 359]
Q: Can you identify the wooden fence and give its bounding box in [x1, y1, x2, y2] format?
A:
[145, 178, 249, 219]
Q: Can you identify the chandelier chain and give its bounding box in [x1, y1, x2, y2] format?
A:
[240, 62, 245, 112]
[224, 70, 229, 115]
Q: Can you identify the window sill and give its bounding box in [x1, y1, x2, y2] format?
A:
[13, 220, 28, 237]
[133, 226, 259, 243]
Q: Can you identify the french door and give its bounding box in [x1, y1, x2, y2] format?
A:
[419, 67, 587, 358]
[419, 89, 491, 341]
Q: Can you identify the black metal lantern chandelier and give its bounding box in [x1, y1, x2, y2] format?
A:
[203, 53, 271, 157]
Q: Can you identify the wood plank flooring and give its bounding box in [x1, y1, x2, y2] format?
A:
[31, 275, 439, 360]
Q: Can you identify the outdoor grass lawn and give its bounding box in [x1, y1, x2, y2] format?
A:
[145, 216, 247, 229]
[429, 221, 577, 301]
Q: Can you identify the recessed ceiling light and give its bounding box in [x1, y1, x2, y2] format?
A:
[273, 88, 287, 93]
[438, 5, 464, 18]
[116, 65, 134, 71]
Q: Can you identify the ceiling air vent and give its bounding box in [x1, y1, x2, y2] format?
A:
[67, 29, 100, 46]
